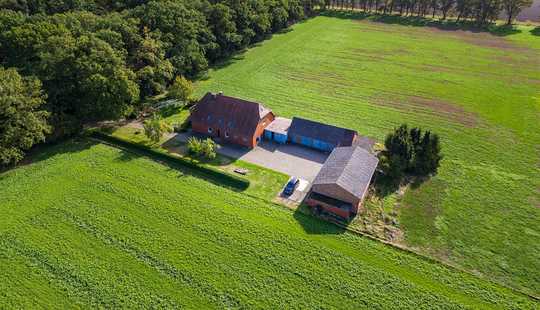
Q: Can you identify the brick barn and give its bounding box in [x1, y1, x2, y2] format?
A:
[305, 145, 379, 220]
[190, 92, 275, 148]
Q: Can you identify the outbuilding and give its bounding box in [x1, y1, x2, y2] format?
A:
[287, 117, 358, 152]
[264, 117, 292, 144]
[190, 92, 274, 148]
[305, 145, 379, 220]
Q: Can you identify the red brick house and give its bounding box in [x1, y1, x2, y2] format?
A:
[305, 145, 379, 220]
[190, 92, 275, 148]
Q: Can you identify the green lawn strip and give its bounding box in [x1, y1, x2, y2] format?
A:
[97, 125, 289, 201]
[1, 141, 537, 307]
[90, 131, 250, 192]
[190, 15, 540, 294]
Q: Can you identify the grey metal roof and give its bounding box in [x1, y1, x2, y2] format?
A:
[265, 117, 292, 135]
[313, 146, 379, 199]
[288, 117, 357, 146]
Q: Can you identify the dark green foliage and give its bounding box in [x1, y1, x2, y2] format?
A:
[413, 131, 442, 175]
[130, 1, 212, 77]
[38, 33, 140, 136]
[382, 124, 413, 179]
[0, 67, 50, 166]
[0, 0, 310, 147]
[0, 0, 313, 145]
[380, 124, 442, 181]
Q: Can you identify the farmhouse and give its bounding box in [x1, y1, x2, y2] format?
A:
[190, 92, 275, 148]
[305, 145, 379, 220]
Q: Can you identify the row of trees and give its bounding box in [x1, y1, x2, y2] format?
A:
[324, 0, 533, 25]
[0, 0, 319, 166]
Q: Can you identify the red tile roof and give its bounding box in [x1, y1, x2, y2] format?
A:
[190, 92, 273, 140]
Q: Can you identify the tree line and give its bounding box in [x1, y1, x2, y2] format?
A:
[0, 0, 319, 166]
[323, 0, 533, 25]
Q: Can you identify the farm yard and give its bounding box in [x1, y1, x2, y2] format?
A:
[1, 10, 540, 308]
[0, 140, 537, 308]
[194, 13, 540, 295]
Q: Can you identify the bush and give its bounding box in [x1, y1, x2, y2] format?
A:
[187, 137, 218, 160]
[187, 137, 203, 156]
[143, 114, 172, 143]
[201, 138, 217, 159]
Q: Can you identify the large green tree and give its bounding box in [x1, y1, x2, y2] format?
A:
[131, 0, 213, 77]
[38, 33, 139, 136]
[0, 67, 49, 166]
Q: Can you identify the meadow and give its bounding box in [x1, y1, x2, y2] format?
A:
[194, 12, 540, 295]
[0, 140, 537, 308]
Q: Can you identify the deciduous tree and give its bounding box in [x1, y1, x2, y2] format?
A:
[502, 0, 533, 24]
[0, 67, 50, 166]
[167, 76, 194, 102]
[143, 114, 172, 143]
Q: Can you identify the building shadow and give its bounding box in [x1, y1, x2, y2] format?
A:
[320, 10, 522, 36]
[293, 205, 347, 235]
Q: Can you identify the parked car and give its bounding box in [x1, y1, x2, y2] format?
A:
[283, 177, 299, 196]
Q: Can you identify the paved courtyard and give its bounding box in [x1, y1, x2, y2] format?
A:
[220, 141, 328, 182]
[170, 132, 328, 182]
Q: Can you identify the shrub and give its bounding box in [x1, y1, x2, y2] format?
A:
[143, 114, 172, 143]
[187, 137, 218, 160]
[201, 138, 217, 159]
[187, 137, 203, 156]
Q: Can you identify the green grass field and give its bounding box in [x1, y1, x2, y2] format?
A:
[0, 140, 537, 308]
[194, 12, 540, 295]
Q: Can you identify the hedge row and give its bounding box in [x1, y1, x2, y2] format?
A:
[90, 131, 250, 192]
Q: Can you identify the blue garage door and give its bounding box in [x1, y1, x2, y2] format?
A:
[300, 136, 313, 147]
[264, 130, 272, 140]
[313, 140, 334, 152]
[274, 133, 288, 144]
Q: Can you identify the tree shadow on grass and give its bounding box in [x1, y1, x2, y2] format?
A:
[320, 10, 522, 36]
[0, 138, 98, 174]
[531, 27, 540, 36]
[372, 171, 429, 199]
[372, 172, 400, 198]
[293, 205, 347, 235]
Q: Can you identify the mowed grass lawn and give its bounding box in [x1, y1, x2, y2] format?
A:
[195, 13, 540, 295]
[0, 140, 537, 308]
